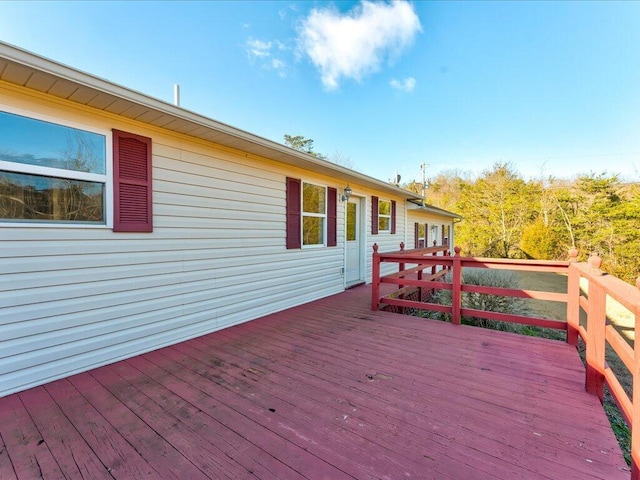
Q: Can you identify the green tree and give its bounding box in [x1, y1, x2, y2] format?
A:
[400, 165, 639, 283]
[455, 163, 538, 258]
[423, 170, 470, 213]
[283, 134, 325, 159]
[608, 183, 640, 282]
[520, 219, 565, 259]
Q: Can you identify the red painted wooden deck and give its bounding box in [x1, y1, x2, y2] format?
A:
[0, 285, 629, 479]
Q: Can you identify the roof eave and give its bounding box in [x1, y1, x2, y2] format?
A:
[0, 41, 422, 201]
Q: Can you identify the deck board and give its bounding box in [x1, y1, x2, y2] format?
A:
[44, 378, 162, 479]
[0, 285, 630, 479]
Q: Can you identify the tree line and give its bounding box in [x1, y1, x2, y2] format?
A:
[405, 163, 640, 284]
[282, 134, 638, 283]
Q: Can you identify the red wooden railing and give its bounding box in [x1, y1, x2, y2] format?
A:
[372, 243, 640, 479]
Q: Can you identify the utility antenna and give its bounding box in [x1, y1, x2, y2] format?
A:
[420, 162, 428, 206]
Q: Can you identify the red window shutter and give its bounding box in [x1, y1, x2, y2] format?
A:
[286, 177, 301, 249]
[391, 200, 397, 234]
[442, 224, 445, 244]
[425, 223, 429, 245]
[371, 196, 378, 235]
[327, 187, 337, 247]
[113, 129, 152, 232]
[414, 223, 419, 249]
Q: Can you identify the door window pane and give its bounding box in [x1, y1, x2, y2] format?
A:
[346, 202, 356, 241]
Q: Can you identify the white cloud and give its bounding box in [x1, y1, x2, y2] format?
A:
[297, 0, 421, 90]
[390, 76, 416, 92]
[246, 37, 289, 77]
[272, 58, 288, 77]
[246, 38, 272, 58]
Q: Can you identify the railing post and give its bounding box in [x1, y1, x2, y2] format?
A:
[568, 247, 578, 263]
[372, 243, 380, 311]
[566, 263, 580, 345]
[452, 246, 462, 325]
[631, 278, 640, 480]
[585, 254, 605, 402]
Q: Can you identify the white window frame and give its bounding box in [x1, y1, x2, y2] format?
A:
[0, 104, 113, 228]
[301, 181, 327, 248]
[378, 199, 391, 233]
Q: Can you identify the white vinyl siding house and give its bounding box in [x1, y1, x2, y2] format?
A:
[405, 202, 461, 251]
[0, 42, 455, 397]
[0, 103, 347, 395]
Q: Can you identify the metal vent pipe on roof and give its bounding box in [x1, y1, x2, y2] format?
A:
[174, 84, 180, 107]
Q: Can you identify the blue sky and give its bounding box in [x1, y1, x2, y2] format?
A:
[1, 1, 639, 184]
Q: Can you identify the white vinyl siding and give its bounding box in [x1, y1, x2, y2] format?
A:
[0, 91, 348, 396]
[2, 86, 433, 397]
[406, 208, 456, 252]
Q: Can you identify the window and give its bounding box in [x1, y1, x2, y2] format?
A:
[286, 177, 337, 248]
[378, 199, 391, 232]
[0, 110, 108, 224]
[302, 182, 326, 246]
[371, 196, 396, 235]
[415, 222, 427, 248]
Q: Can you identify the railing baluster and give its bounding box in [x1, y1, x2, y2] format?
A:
[452, 247, 462, 325]
[566, 263, 580, 345]
[431, 249, 437, 276]
[372, 243, 380, 311]
[632, 278, 640, 480]
[399, 242, 405, 291]
[585, 270, 606, 402]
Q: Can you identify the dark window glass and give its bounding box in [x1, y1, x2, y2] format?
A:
[0, 171, 104, 222]
[346, 202, 356, 241]
[302, 216, 324, 245]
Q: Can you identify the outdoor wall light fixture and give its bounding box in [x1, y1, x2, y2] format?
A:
[341, 185, 352, 202]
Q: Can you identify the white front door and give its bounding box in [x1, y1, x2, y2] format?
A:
[345, 197, 362, 286]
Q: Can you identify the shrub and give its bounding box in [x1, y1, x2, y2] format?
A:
[425, 268, 531, 332]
